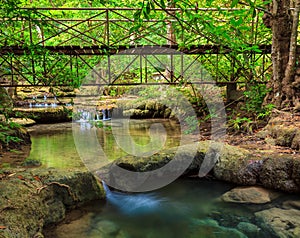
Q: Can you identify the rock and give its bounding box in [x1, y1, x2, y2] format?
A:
[258, 112, 300, 151]
[0, 168, 104, 238]
[237, 222, 260, 238]
[99, 139, 300, 193]
[90, 220, 120, 236]
[291, 131, 300, 150]
[220, 186, 280, 204]
[255, 208, 300, 238]
[0, 87, 13, 109]
[190, 218, 247, 238]
[0, 122, 31, 151]
[282, 200, 300, 209]
[10, 118, 36, 126]
[12, 107, 72, 123]
[259, 156, 300, 193]
[212, 145, 258, 185]
[116, 99, 171, 119]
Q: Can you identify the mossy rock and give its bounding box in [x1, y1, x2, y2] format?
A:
[12, 107, 72, 123]
[0, 168, 104, 238]
[0, 88, 13, 109]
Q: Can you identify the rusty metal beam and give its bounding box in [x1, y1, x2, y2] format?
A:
[0, 44, 273, 56]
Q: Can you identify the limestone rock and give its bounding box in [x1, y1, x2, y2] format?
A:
[221, 186, 280, 204]
[282, 200, 300, 209]
[10, 117, 36, 126]
[260, 156, 300, 193]
[255, 208, 300, 238]
[0, 169, 104, 238]
[12, 106, 72, 123]
[0, 87, 13, 109]
[91, 220, 120, 236]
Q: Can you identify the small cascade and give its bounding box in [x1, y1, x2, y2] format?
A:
[101, 180, 166, 215]
[102, 109, 111, 121]
[28, 95, 58, 108]
[51, 96, 57, 107]
[75, 108, 112, 123]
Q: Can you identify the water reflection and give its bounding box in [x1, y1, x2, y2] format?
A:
[27, 120, 181, 169]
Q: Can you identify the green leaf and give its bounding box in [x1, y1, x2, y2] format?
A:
[230, 0, 239, 8]
[160, 0, 166, 8]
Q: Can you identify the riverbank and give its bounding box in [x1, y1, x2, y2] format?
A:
[0, 168, 104, 238]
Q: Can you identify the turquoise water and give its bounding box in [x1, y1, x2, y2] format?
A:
[27, 121, 295, 238]
[44, 178, 286, 238]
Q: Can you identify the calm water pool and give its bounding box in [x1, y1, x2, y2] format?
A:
[26, 120, 297, 238]
[44, 178, 291, 238]
[26, 119, 182, 169]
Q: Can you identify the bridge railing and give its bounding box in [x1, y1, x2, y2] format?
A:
[0, 7, 272, 89]
[0, 7, 270, 48]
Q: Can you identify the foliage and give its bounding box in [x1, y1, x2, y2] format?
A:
[0, 122, 23, 146]
[228, 115, 254, 133]
[94, 120, 112, 130]
[0, 0, 273, 89]
[183, 115, 198, 134]
[243, 84, 270, 113]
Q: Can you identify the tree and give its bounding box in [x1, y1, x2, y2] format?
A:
[263, 0, 300, 109]
[138, 0, 300, 111]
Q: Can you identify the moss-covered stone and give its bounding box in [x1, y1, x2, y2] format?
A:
[104, 140, 300, 193]
[0, 122, 31, 152]
[0, 168, 104, 238]
[257, 112, 300, 151]
[116, 99, 172, 119]
[255, 208, 300, 238]
[259, 156, 300, 193]
[12, 107, 72, 123]
[0, 88, 13, 109]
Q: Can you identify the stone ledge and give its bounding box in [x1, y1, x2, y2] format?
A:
[0, 168, 104, 238]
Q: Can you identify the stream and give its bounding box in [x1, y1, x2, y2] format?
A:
[24, 120, 297, 238]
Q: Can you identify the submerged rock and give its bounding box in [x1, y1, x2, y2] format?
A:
[190, 218, 247, 238]
[236, 222, 261, 238]
[220, 186, 280, 204]
[0, 168, 104, 238]
[255, 208, 300, 238]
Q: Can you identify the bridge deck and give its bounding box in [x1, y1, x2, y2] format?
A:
[0, 44, 272, 55]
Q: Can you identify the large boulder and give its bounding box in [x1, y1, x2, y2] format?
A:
[97, 141, 251, 191]
[257, 111, 300, 151]
[117, 99, 173, 119]
[259, 155, 300, 193]
[0, 168, 104, 238]
[220, 186, 280, 204]
[103, 140, 300, 193]
[255, 208, 300, 238]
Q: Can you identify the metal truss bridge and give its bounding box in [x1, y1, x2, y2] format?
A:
[0, 7, 273, 92]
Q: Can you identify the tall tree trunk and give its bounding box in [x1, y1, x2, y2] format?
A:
[264, 0, 300, 110]
[282, 0, 300, 108]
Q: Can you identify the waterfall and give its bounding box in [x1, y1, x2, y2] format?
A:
[101, 180, 112, 197]
[101, 180, 166, 215]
